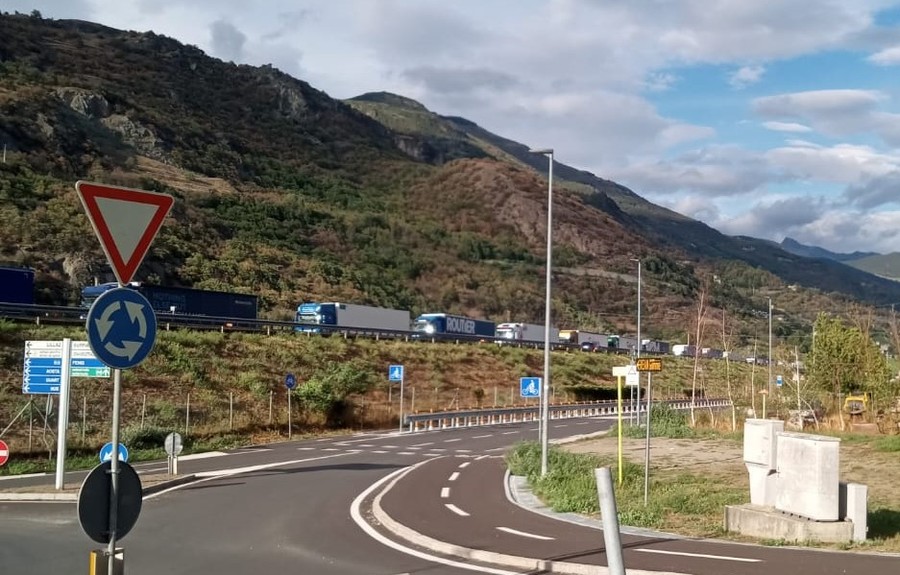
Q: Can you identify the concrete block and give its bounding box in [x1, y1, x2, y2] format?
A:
[743, 419, 783, 468]
[775, 432, 840, 521]
[839, 482, 868, 542]
[724, 504, 853, 543]
[746, 465, 778, 506]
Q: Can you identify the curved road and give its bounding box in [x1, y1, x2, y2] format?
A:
[2, 416, 897, 574]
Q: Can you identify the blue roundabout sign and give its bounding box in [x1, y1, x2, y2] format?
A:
[86, 287, 158, 370]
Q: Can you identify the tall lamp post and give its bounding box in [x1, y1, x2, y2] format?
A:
[631, 258, 641, 426]
[530, 147, 554, 477]
[768, 297, 773, 394]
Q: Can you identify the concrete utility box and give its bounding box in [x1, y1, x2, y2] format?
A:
[775, 432, 840, 521]
[743, 419, 783, 506]
[839, 482, 868, 542]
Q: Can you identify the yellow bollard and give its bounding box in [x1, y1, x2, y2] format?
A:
[89, 549, 123, 575]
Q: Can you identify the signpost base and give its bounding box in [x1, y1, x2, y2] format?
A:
[89, 548, 123, 575]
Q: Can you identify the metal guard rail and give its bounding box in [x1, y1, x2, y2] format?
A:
[403, 398, 732, 432]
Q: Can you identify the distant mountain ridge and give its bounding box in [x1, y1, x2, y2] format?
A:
[779, 237, 879, 262]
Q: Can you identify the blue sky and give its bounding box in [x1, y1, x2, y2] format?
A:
[11, 0, 900, 253]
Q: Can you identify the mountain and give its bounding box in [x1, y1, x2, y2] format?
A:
[779, 237, 879, 262]
[844, 253, 900, 282]
[2, 13, 900, 343]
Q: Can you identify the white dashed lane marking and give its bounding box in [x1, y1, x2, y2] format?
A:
[441, 487, 450, 498]
[448, 472, 460, 481]
[445, 503, 469, 517]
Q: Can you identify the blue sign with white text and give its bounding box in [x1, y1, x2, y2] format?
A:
[388, 365, 404, 382]
[520, 377, 541, 398]
[86, 288, 157, 370]
[285, 373, 296, 390]
[99, 442, 129, 463]
[776, 375, 783, 387]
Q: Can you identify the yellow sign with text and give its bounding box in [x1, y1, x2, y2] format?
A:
[636, 357, 662, 372]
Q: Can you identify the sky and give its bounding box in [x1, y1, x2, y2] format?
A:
[10, 0, 900, 254]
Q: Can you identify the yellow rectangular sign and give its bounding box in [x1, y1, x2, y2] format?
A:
[636, 358, 662, 372]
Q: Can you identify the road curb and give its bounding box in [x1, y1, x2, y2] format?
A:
[0, 474, 199, 502]
[369, 461, 682, 575]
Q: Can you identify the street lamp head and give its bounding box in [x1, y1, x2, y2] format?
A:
[529, 148, 553, 155]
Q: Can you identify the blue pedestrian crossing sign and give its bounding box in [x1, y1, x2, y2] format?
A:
[99, 442, 129, 463]
[388, 365, 404, 382]
[776, 375, 783, 387]
[520, 377, 541, 398]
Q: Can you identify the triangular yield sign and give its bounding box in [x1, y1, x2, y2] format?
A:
[75, 181, 174, 285]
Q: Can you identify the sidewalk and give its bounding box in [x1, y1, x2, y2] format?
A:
[0, 472, 198, 501]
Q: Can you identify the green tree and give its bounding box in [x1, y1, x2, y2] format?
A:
[808, 313, 892, 413]
[295, 362, 374, 427]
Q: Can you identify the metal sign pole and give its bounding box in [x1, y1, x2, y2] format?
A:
[643, 372, 653, 505]
[398, 374, 405, 434]
[107, 367, 122, 573]
[288, 390, 292, 440]
[617, 375, 624, 486]
[54, 338, 72, 490]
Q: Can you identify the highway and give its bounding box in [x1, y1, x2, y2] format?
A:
[1, 416, 897, 575]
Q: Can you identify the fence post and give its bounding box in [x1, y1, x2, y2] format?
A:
[229, 391, 234, 431]
[185, 392, 191, 436]
[268, 390, 273, 425]
[594, 467, 625, 575]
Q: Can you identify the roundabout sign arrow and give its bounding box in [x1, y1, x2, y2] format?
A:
[86, 288, 158, 370]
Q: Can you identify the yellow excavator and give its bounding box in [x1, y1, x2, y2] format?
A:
[843, 393, 869, 418]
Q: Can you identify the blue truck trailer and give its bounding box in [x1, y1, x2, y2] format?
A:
[413, 313, 496, 338]
[81, 283, 258, 319]
[0, 266, 35, 304]
[295, 302, 411, 333]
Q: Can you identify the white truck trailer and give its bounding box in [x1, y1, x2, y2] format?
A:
[496, 322, 560, 344]
[296, 302, 411, 333]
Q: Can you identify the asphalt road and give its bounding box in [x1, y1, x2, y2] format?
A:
[2, 416, 897, 575]
[0, 416, 608, 574]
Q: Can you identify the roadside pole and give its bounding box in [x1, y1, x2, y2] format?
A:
[617, 374, 624, 486]
[107, 366, 122, 574]
[643, 372, 652, 505]
[398, 371, 405, 434]
[54, 338, 73, 490]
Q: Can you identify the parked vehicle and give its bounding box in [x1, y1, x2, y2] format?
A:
[0, 266, 35, 305]
[295, 302, 410, 333]
[672, 344, 697, 357]
[413, 313, 495, 338]
[81, 282, 258, 319]
[642, 339, 670, 354]
[560, 330, 608, 351]
[608, 335, 639, 353]
[495, 322, 560, 344]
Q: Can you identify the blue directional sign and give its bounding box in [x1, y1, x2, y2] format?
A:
[22, 341, 111, 394]
[388, 365, 404, 382]
[285, 373, 297, 390]
[86, 288, 157, 370]
[776, 375, 783, 388]
[520, 377, 541, 398]
[99, 442, 129, 463]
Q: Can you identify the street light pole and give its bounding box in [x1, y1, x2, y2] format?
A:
[768, 297, 773, 394]
[632, 258, 641, 424]
[531, 147, 554, 477]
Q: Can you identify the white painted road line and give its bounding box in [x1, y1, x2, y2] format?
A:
[441, 487, 450, 498]
[177, 451, 229, 461]
[444, 438, 462, 443]
[448, 472, 460, 482]
[635, 549, 762, 563]
[0, 472, 46, 481]
[411, 442, 434, 447]
[458, 461, 471, 468]
[445, 503, 470, 517]
[496, 527, 554, 541]
[501, 431, 518, 435]
[425, 453, 443, 457]
[322, 448, 339, 451]
[472, 434, 492, 439]
[398, 451, 416, 455]
[372, 450, 388, 454]
[297, 447, 315, 451]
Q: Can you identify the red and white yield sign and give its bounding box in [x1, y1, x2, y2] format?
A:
[0, 439, 9, 466]
[75, 181, 174, 286]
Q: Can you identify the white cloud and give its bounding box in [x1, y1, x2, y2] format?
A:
[762, 121, 812, 133]
[730, 65, 765, 89]
[868, 45, 900, 65]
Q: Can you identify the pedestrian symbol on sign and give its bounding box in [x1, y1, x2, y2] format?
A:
[388, 365, 404, 382]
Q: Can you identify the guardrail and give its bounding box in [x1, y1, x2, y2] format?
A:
[403, 398, 732, 433]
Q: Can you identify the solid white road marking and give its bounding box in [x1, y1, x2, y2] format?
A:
[0, 472, 46, 481]
[398, 451, 416, 455]
[297, 447, 315, 451]
[350, 464, 520, 575]
[411, 442, 433, 447]
[458, 461, 471, 468]
[476, 454, 492, 460]
[444, 438, 462, 443]
[502, 431, 518, 435]
[441, 487, 450, 498]
[445, 503, 470, 516]
[177, 451, 229, 461]
[635, 549, 762, 563]
[472, 434, 492, 439]
[323, 448, 339, 451]
[448, 472, 460, 481]
[496, 527, 554, 541]
[372, 450, 388, 454]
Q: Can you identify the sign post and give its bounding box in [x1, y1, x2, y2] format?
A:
[285, 374, 296, 439]
[389, 365, 404, 433]
[636, 358, 662, 506]
[54, 338, 72, 490]
[612, 366, 632, 486]
[76, 180, 172, 575]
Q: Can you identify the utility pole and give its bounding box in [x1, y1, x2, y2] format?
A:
[768, 298, 773, 393]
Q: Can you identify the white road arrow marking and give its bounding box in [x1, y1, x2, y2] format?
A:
[95, 301, 120, 340]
